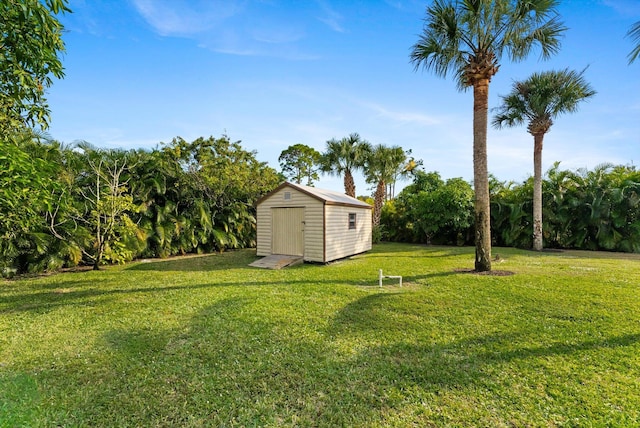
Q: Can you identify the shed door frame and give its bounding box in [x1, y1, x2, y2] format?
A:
[271, 207, 305, 256]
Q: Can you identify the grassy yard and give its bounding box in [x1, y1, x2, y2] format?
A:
[1, 243, 640, 427]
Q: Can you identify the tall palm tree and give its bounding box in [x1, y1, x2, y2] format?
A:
[493, 68, 595, 251]
[365, 145, 407, 227]
[321, 133, 371, 197]
[627, 21, 640, 64]
[410, 0, 565, 271]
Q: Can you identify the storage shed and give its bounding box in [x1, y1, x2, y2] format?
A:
[255, 182, 372, 263]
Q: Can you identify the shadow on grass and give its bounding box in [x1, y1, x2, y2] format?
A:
[327, 291, 640, 386]
[323, 296, 640, 424]
[0, 372, 40, 426]
[366, 244, 472, 259]
[1, 272, 436, 313]
[0, 281, 269, 314]
[122, 244, 473, 274]
[0, 266, 468, 314]
[28, 292, 640, 426]
[126, 249, 258, 272]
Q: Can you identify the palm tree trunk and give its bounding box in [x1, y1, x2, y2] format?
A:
[372, 180, 386, 227]
[533, 133, 544, 251]
[473, 79, 492, 272]
[344, 170, 356, 197]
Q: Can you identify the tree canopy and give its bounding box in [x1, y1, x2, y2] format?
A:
[321, 133, 371, 197]
[278, 144, 321, 186]
[364, 145, 407, 227]
[0, 0, 70, 132]
[0, 134, 281, 275]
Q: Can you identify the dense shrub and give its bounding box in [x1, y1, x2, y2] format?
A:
[1, 133, 280, 274]
[381, 171, 474, 246]
[382, 164, 640, 253]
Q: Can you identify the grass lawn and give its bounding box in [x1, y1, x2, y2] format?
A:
[1, 243, 640, 427]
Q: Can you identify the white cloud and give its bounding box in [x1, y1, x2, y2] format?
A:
[363, 102, 443, 127]
[130, 0, 325, 59]
[251, 26, 304, 44]
[316, 0, 345, 33]
[600, 0, 640, 17]
[131, 0, 243, 36]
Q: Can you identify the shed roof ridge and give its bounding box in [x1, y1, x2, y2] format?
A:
[284, 182, 371, 207]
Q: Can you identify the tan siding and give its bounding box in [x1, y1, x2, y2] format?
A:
[324, 206, 372, 262]
[272, 208, 304, 256]
[303, 203, 324, 262]
[255, 187, 324, 261]
[256, 203, 271, 256]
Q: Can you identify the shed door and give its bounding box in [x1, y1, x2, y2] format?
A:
[272, 208, 304, 256]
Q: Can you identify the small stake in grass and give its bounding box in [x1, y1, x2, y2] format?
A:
[379, 269, 402, 287]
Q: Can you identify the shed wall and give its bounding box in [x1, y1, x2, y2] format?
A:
[256, 187, 325, 261]
[324, 205, 372, 262]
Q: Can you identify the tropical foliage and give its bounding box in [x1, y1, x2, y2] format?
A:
[627, 20, 640, 64]
[380, 164, 640, 254]
[410, 0, 566, 271]
[493, 68, 596, 250]
[0, 0, 70, 132]
[381, 170, 475, 245]
[364, 144, 407, 227]
[0, 132, 70, 276]
[0, 133, 280, 275]
[320, 133, 371, 197]
[527, 163, 640, 253]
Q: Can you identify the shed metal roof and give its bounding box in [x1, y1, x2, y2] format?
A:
[256, 182, 372, 209]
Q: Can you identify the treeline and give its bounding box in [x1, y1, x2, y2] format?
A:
[381, 163, 640, 253]
[4, 129, 639, 277]
[1, 133, 281, 276]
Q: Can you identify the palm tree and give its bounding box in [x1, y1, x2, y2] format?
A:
[388, 152, 421, 200]
[365, 145, 407, 227]
[627, 21, 640, 64]
[493, 68, 595, 251]
[410, 0, 565, 271]
[321, 133, 371, 197]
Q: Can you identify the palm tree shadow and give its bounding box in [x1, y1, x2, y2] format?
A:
[326, 292, 640, 391]
[58, 295, 640, 425]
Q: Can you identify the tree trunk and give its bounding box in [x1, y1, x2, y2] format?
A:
[344, 170, 356, 197]
[295, 166, 302, 184]
[372, 180, 386, 227]
[473, 79, 492, 272]
[93, 241, 104, 270]
[94, 165, 102, 270]
[532, 133, 544, 251]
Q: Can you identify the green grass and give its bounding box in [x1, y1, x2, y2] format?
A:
[1, 243, 640, 427]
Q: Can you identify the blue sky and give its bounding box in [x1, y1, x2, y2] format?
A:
[48, 0, 640, 195]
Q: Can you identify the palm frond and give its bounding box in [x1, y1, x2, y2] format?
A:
[411, 0, 565, 90]
[627, 21, 640, 64]
[492, 68, 595, 134]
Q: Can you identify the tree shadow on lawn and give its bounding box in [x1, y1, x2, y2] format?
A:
[0, 265, 468, 314]
[364, 247, 472, 259]
[126, 250, 259, 272]
[124, 245, 473, 273]
[329, 292, 640, 359]
[39, 294, 640, 426]
[1, 274, 424, 314]
[0, 280, 280, 314]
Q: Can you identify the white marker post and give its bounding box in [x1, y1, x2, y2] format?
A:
[378, 269, 402, 287]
